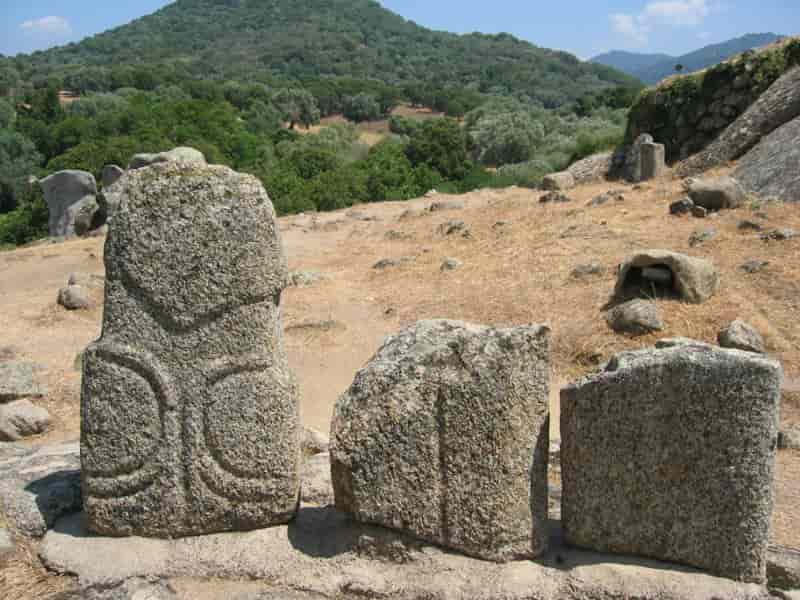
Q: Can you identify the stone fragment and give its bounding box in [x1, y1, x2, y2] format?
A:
[542, 171, 575, 191]
[740, 259, 769, 274]
[761, 228, 797, 241]
[768, 546, 800, 591]
[687, 176, 746, 211]
[614, 250, 719, 304]
[331, 319, 551, 562]
[670, 197, 694, 215]
[81, 162, 300, 537]
[68, 272, 105, 289]
[428, 201, 464, 212]
[0, 399, 51, 441]
[102, 164, 125, 188]
[373, 257, 415, 270]
[0, 361, 47, 402]
[689, 228, 717, 247]
[561, 343, 782, 583]
[384, 229, 413, 241]
[301, 452, 334, 506]
[436, 220, 469, 236]
[440, 258, 462, 271]
[588, 190, 624, 207]
[539, 191, 572, 204]
[692, 205, 708, 218]
[127, 146, 206, 170]
[778, 426, 800, 450]
[718, 319, 766, 354]
[640, 142, 667, 181]
[566, 151, 613, 185]
[58, 285, 92, 310]
[570, 262, 604, 279]
[39, 170, 99, 238]
[0, 441, 81, 537]
[301, 427, 330, 456]
[738, 220, 763, 231]
[605, 300, 664, 336]
[288, 271, 326, 287]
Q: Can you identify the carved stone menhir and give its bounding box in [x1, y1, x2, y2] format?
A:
[561, 340, 782, 584]
[331, 319, 551, 562]
[81, 162, 300, 537]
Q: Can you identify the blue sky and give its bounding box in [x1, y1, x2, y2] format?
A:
[1, 1, 798, 59]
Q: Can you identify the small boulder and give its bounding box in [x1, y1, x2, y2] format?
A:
[761, 228, 797, 242]
[128, 146, 206, 170]
[571, 262, 605, 279]
[0, 400, 51, 441]
[288, 271, 326, 287]
[542, 171, 575, 191]
[301, 427, 330, 456]
[738, 220, 763, 231]
[768, 546, 800, 590]
[691, 205, 708, 218]
[440, 258, 462, 272]
[687, 176, 746, 211]
[740, 259, 770, 274]
[689, 228, 717, 247]
[778, 427, 800, 451]
[588, 190, 625, 207]
[437, 220, 469, 236]
[67, 272, 105, 289]
[57, 285, 91, 310]
[670, 197, 694, 215]
[0, 362, 47, 402]
[718, 320, 766, 354]
[605, 300, 664, 336]
[429, 201, 464, 212]
[101, 164, 124, 188]
[539, 191, 573, 204]
[373, 257, 415, 270]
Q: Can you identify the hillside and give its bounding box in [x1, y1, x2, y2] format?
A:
[8, 0, 638, 108]
[592, 33, 783, 83]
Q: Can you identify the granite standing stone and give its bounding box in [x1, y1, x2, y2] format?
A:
[640, 142, 666, 181]
[39, 170, 98, 238]
[561, 341, 782, 583]
[81, 162, 300, 538]
[625, 133, 654, 183]
[331, 319, 551, 562]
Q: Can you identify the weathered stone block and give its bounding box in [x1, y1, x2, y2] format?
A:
[39, 170, 98, 238]
[561, 341, 782, 583]
[640, 142, 666, 181]
[542, 171, 575, 191]
[81, 162, 300, 538]
[331, 319, 551, 562]
[614, 249, 719, 304]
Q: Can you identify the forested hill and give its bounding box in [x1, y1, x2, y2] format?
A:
[9, 0, 637, 108]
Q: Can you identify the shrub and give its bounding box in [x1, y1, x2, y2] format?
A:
[405, 118, 471, 180]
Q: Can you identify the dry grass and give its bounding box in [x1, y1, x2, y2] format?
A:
[0, 535, 76, 599]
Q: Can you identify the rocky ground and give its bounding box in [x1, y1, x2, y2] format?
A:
[0, 167, 799, 598]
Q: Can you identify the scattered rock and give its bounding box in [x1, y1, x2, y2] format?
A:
[539, 191, 572, 204]
[0, 362, 47, 402]
[331, 319, 551, 562]
[614, 250, 719, 304]
[689, 228, 717, 247]
[39, 170, 99, 238]
[778, 426, 800, 450]
[373, 257, 415, 270]
[493, 220, 510, 229]
[384, 229, 413, 241]
[566, 150, 614, 185]
[738, 220, 764, 231]
[692, 205, 709, 218]
[768, 545, 800, 591]
[67, 272, 105, 289]
[285, 319, 343, 334]
[428, 200, 464, 212]
[740, 259, 770, 274]
[0, 441, 81, 537]
[542, 171, 575, 191]
[397, 208, 422, 220]
[81, 162, 300, 537]
[73, 197, 102, 237]
[440, 258, 462, 271]
[669, 197, 694, 215]
[288, 271, 326, 287]
[761, 228, 797, 241]
[561, 343, 782, 583]
[0, 399, 51, 441]
[570, 262, 605, 279]
[57, 285, 91, 310]
[687, 176, 746, 211]
[101, 164, 125, 188]
[127, 146, 206, 170]
[302, 427, 330, 456]
[436, 219, 469, 237]
[605, 300, 664, 336]
[588, 190, 625, 207]
[0, 527, 13, 561]
[718, 319, 766, 354]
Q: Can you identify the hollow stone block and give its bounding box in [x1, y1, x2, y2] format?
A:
[81, 162, 300, 537]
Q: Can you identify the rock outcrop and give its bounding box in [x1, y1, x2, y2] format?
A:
[0, 399, 51, 441]
[81, 162, 300, 537]
[542, 171, 575, 191]
[687, 176, 747, 211]
[561, 341, 783, 583]
[331, 319, 551, 562]
[734, 114, 800, 202]
[678, 66, 800, 175]
[39, 170, 99, 238]
[605, 300, 664, 335]
[566, 151, 614, 185]
[127, 146, 206, 170]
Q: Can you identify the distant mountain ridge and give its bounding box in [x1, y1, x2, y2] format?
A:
[9, 0, 639, 108]
[591, 33, 783, 84]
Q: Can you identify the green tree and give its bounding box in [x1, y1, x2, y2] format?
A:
[272, 88, 320, 130]
[405, 118, 471, 180]
[342, 93, 382, 122]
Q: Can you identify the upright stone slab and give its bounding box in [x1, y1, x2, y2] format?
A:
[81, 162, 300, 538]
[640, 142, 666, 181]
[561, 341, 782, 583]
[330, 319, 551, 562]
[624, 133, 654, 183]
[39, 170, 98, 238]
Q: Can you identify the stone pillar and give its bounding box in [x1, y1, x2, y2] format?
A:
[640, 142, 667, 181]
[331, 319, 551, 562]
[81, 162, 300, 537]
[39, 170, 98, 238]
[561, 340, 782, 583]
